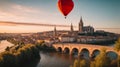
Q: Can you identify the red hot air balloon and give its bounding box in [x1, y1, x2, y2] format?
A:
[57, 0, 74, 19]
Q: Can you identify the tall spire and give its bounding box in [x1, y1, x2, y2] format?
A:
[71, 23, 73, 32]
[54, 26, 57, 36]
[80, 16, 83, 25]
[79, 16, 83, 32]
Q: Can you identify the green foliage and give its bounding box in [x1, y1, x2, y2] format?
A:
[0, 51, 16, 67]
[95, 48, 111, 67]
[114, 38, 120, 52]
[73, 59, 79, 67]
[118, 56, 120, 67]
[36, 42, 55, 52]
[5, 46, 10, 51]
[80, 59, 88, 67]
[0, 44, 40, 67]
[71, 59, 89, 67]
[90, 61, 95, 67]
[114, 38, 120, 67]
[71, 48, 113, 67]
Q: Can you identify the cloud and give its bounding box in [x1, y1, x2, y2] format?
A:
[0, 21, 70, 27]
[0, 3, 53, 22]
[0, 10, 26, 22]
[0, 2, 61, 23]
[11, 4, 39, 13]
[0, 10, 17, 18]
[0, 4, 41, 22]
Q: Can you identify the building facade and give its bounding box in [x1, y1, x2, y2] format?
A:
[78, 17, 94, 33]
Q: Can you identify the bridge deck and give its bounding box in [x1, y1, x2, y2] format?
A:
[53, 43, 113, 49]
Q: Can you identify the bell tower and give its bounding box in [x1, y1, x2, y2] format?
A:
[54, 26, 57, 36]
[71, 23, 74, 32]
[79, 17, 83, 32]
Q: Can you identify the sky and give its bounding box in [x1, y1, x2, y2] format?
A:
[0, 0, 120, 33]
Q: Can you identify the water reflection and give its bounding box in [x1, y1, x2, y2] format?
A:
[37, 52, 75, 67]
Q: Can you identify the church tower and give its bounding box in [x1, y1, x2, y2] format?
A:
[79, 17, 83, 32]
[71, 23, 74, 32]
[54, 26, 57, 36]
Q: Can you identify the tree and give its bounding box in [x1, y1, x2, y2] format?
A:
[0, 52, 16, 67]
[114, 38, 120, 67]
[114, 38, 120, 52]
[5, 46, 10, 51]
[80, 59, 88, 67]
[95, 48, 111, 67]
[71, 59, 89, 67]
[73, 59, 79, 67]
[90, 61, 95, 67]
[118, 56, 120, 67]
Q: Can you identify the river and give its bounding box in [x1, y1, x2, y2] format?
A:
[22, 52, 76, 67]
[37, 52, 76, 67]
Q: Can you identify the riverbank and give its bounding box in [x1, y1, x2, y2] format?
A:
[0, 43, 40, 67]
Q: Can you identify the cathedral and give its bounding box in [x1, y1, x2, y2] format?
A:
[70, 17, 94, 34]
[53, 17, 116, 44]
[55, 17, 95, 43]
[54, 17, 95, 37]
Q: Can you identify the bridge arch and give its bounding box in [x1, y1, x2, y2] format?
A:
[57, 47, 62, 53]
[63, 47, 70, 54]
[71, 48, 79, 55]
[106, 51, 118, 60]
[53, 44, 120, 57]
[91, 49, 100, 58]
[80, 48, 90, 59]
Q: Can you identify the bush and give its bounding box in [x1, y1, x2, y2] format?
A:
[0, 51, 16, 67]
[0, 44, 40, 67]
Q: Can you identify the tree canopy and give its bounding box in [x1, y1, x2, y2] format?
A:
[114, 38, 120, 52]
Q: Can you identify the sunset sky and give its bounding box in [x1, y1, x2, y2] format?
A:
[0, 0, 120, 33]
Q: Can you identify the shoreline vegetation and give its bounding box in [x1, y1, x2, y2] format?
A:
[0, 44, 40, 67]
[0, 39, 56, 67]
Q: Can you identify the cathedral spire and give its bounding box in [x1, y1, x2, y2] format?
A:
[54, 26, 57, 36]
[79, 16, 83, 32]
[71, 23, 73, 32]
[80, 16, 83, 25]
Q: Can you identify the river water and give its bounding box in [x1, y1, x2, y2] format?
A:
[22, 52, 76, 67]
[37, 52, 76, 67]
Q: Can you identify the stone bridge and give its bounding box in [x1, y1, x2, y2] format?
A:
[53, 43, 120, 57]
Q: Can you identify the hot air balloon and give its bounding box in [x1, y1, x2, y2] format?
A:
[57, 0, 74, 19]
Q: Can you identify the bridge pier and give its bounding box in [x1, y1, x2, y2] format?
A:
[69, 50, 72, 55]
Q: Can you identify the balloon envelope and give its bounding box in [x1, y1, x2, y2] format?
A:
[57, 0, 74, 18]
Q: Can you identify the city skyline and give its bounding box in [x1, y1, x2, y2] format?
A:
[0, 0, 120, 33]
